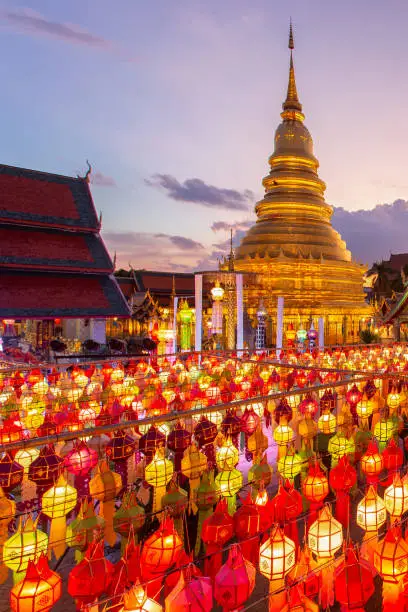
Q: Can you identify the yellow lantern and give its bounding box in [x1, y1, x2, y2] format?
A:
[259, 524, 296, 608]
[181, 443, 207, 511]
[357, 485, 386, 532]
[387, 389, 401, 411]
[215, 468, 242, 515]
[0, 486, 15, 584]
[328, 433, 355, 466]
[42, 474, 77, 559]
[145, 448, 174, 513]
[216, 438, 239, 471]
[277, 449, 302, 481]
[4, 517, 48, 583]
[89, 460, 122, 546]
[384, 474, 408, 521]
[318, 412, 336, 434]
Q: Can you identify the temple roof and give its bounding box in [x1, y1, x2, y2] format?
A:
[0, 163, 130, 319]
[0, 271, 129, 318]
[0, 224, 112, 272]
[0, 164, 100, 231]
[132, 270, 195, 295]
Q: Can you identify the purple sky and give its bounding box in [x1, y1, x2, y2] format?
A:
[2, 0, 408, 270]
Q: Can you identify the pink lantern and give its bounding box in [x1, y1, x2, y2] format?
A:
[214, 545, 256, 611]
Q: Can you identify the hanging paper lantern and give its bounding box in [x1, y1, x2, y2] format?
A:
[140, 517, 183, 577]
[317, 411, 336, 434]
[277, 447, 302, 481]
[167, 421, 192, 473]
[248, 453, 273, 489]
[360, 440, 384, 486]
[139, 425, 166, 464]
[10, 555, 61, 612]
[215, 468, 242, 515]
[201, 499, 234, 579]
[374, 419, 397, 451]
[66, 499, 105, 562]
[3, 517, 48, 583]
[89, 460, 122, 546]
[308, 506, 343, 559]
[302, 463, 329, 526]
[327, 432, 355, 466]
[0, 453, 23, 493]
[165, 567, 212, 612]
[283, 585, 319, 611]
[28, 444, 63, 495]
[64, 440, 98, 496]
[214, 544, 256, 611]
[68, 540, 113, 607]
[41, 474, 77, 559]
[145, 447, 174, 512]
[374, 527, 408, 583]
[106, 429, 136, 488]
[384, 474, 408, 521]
[0, 485, 15, 584]
[382, 438, 403, 486]
[181, 442, 207, 507]
[234, 493, 261, 565]
[194, 471, 219, 556]
[194, 416, 218, 468]
[357, 484, 386, 532]
[259, 524, 296, 582]
[216, 437, 239, 471]
[335, 544, 374, 612]
[120, 581, 163, 612]
[161, 479, 188, 541]
[114, 490, 145, 545]
[329, 455, 356, 528]
[221, 411, 241, 447]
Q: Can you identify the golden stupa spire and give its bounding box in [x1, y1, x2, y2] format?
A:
[282, 20, 303, 117]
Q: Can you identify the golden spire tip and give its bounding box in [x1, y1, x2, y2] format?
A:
[289, 19, 294, 50]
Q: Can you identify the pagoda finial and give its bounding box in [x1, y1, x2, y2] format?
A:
[282, 20, 303, 116]
[171, 274, 176, 298]
[113, 251, 117, 270]
[228, 229, 235, 272]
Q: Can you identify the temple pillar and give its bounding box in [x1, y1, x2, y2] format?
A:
[393, 320, 401, 341]
[318, 317, 325, 350]
[90, 319, 106, 345]
[172, 296, 178, 353]
[194, 274, 203, 352]
[276, 296, 284, 357]
[236, 274, 243, 354]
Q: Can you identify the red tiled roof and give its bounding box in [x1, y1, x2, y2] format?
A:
[0, 225, 112, 272]
[116, 277, 137, 300]
[0, 164, 99, 231]
[0, 272, 130, 318]
[135, 271, 195, 294]
[387, 254, 408, 271]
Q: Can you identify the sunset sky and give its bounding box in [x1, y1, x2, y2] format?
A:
[2, 0, 408, 270]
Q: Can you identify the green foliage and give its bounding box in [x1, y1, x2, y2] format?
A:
[359, 329, 380, 344]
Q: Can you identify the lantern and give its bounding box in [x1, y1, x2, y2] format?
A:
[356, 393, 375, 428]
[327, 432, 355, 467]
[167, 421, 191, 473]
[145, 448, 174, 513]
[382, 437, 403, 486]
[248, 453, 273, 489]
[308, 506, 343, 609]
[302, 463, 329, 527]
[66, 499, 105, 562]
[64, 440, 98, 497]
[4, 517, 48, 584]
[201, 499, 234, 578]
[0, 453, 24, 493]
[384, 474, 408, 522]
[317, 411, 336, 434]
[161, 480, 188, 541]
[329, 455, 356, 528]
[335, 544, 374, 612]
[273, 423, 295, 460]
[89, 460, 122, 546]
[0, 485, 15, 584]
[215, 468, 242, 515]
[234, 493, 261, 565]
[357, 484, 386, 532]
[41, 474, 77, 559]
[259, 525, 296, 609]
[165, 568, 211, 612]
[374, 528, 408, 607]
[360, 440, 384, 486]
[194, 471, 219, 556]
[28, 444, 63, 496]
[106, 429, 136, 489]
[10, 555, 61, 612]
[120, 581, 162, 612]
[140, 517, 183, 578]
[216, 437, 239, 471]
[181, 442, 207, 512]
[374, 419, 396, 451]
[114, 490, 145, 547]
[214, 544, 256, 611]
[277, 447, 302, 481]
[68, 540, 113, 608]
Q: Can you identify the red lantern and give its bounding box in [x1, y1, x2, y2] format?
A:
[234, 493, 261, 565]
[141, 517, 183, 578]
[329, 455, 357, 528]
[10, 554, 61, 612]
[302, 462, 329, 528]
[165, 566, 212, 612]
[28, 444, 63, 496]
[139, 425, 166, 464]
[335, 544, 374, 612]
[167, 421, 192, 473]
[68, 540, 113, 609]
[201, 499, 234, 579]
[194, 416, 218, 469]
[0, 453, 23, 493]
[361, 440, 384, 486]
[214, 544, 255, 611]
[382, 438, 403, 486]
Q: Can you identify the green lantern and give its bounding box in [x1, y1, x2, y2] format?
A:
[178, 300, 193, 351]
[328, 432, 355, 467]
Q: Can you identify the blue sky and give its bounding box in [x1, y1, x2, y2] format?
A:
[2, 0, 408, 270]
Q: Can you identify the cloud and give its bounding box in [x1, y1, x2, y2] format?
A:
[91, 172, 117, 187]
[102, 230, 204, 271]
[145, 174, 253, 211]
[1, 7, 112, 49]
[332, 200, 408, 265]
[211, 219, 253, 233]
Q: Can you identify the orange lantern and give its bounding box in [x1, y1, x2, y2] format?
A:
[302, 463, 329, 527]
[120, 581, 162, 612]
[89, 460, 122, 546]
[259, 525, 296, 610]
[140, 517, 183, 578]
[374, 528, 408, 608]
[360, 440, 384, 486]
[10, 555, 61, 612]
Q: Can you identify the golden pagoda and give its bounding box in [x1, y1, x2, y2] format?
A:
[233, 24, 369, 345]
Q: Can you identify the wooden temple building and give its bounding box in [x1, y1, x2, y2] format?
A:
[0, 163, 129, 354]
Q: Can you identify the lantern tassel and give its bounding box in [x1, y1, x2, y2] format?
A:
[382, 580, 403, 610]
[319, 563, 335, 609]
[268, 578, 287, 611]
[194, 507, 211, 556]
[49, 516, 67, 560]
